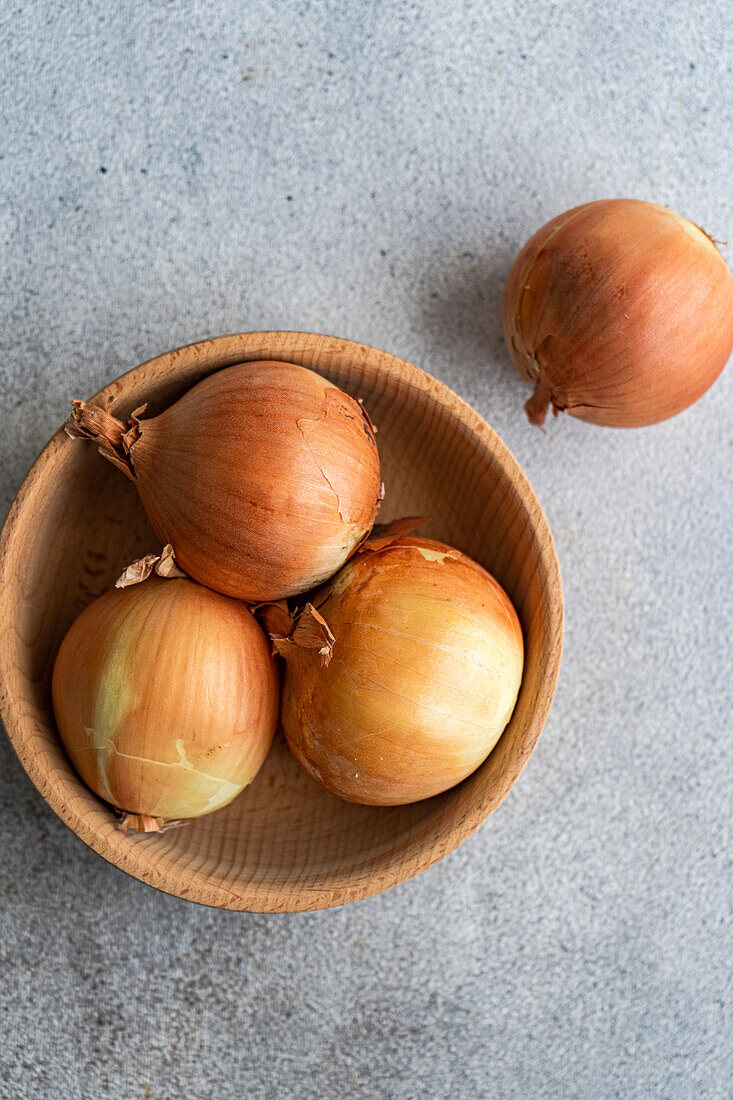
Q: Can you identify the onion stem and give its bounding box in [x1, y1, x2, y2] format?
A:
[524, 375, 553, 426]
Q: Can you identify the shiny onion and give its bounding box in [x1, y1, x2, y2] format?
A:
[267, 532, 524, 806]
[503, 199, 733, 427]
[66, 361, 382, 601]
[52, 564, 278, 829]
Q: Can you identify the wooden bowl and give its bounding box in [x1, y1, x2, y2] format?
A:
[0, 332, 563, 911]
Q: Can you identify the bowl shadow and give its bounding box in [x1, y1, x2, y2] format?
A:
[415, 244, 520, 384]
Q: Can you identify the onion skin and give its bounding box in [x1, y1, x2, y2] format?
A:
[278, 537, 524, 806]
[52, 578, 278, 821]
[67, 361, 382, 601]
[503, 199, 733, 427]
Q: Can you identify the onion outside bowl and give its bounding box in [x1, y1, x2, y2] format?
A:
[0, 332, 564, 912]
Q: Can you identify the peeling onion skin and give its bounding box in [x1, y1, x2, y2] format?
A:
[279, 537, 524, 806]
[68, 361, 382, 601]
[503, 199, 733, 428]
[52, 578, 279, 821]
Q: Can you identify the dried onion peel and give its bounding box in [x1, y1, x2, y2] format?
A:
[52, 574, 279, 827]
[272, 535, 524, 806]
[503, 199, 733, 427]
[66, 361, 382, 601]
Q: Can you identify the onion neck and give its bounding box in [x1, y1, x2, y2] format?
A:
[257, 600, 335, 666]
[524, 375, 553, 426]
[65, 400, 141, 479]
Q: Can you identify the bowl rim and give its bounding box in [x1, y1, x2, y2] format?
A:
[0, 330, 564, 911]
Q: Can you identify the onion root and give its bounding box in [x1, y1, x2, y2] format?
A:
[117, 813, 185, 833]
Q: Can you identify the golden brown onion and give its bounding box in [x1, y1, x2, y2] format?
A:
[66, 361, 382, 601]
[503, 199, 733, 427]
[270, 534, 524, 806]
[52, 572, 278, 827]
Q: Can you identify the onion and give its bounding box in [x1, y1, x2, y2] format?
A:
[264, 529, 524, 806]
[503, 199, 733, 427]
[66, 361, 382, 601]
[52, 555, 278, 829]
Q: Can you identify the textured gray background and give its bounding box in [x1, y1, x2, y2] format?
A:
[1, 1, 731, 1097]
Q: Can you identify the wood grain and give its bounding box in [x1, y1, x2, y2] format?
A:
[0, 332, 564, 912]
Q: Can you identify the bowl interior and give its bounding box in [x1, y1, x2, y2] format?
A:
[0, 332, 562, 911]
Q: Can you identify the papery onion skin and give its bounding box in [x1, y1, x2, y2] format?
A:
[503, 199, 733, 428]
[67, 361, 382, 601]
[52, 577, 278, 820]
[279, 537, 524, 806]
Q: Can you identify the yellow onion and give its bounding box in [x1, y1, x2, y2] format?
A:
[52, 559, 278, 828]
[503, 199, 733, 427]
[66, 361, 382, 601]
[264, 529, 524, 806]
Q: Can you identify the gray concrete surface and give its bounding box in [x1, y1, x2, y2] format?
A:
[1, 2, 732, 1097]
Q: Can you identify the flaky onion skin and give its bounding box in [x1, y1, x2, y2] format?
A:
[503, 199, 733, 428]
[280, 537, 524, 806]
[52, 578, 278, 821]
[68, 361, 382, 601]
